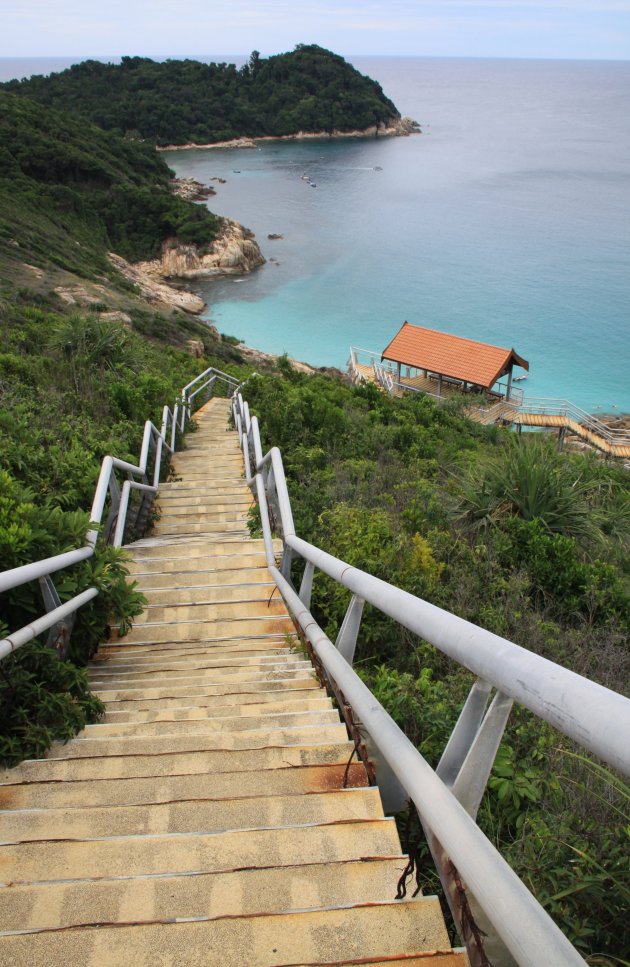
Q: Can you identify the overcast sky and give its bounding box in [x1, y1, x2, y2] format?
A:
[1, 0, 629, 60]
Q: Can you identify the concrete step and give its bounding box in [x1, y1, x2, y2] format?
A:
[156, 507, 253, 523]
[87, 659, 311, 684]
[94, 636, 296, 668]
[93, 682, 324, 712]
[45, 723, 347, 760]
[92, 673, 317, 703]
[172, 455, 244, 467]
[157, 479, 251, 493]
[0, 762, 369, 810]
[120, 614, 294, 643]
[0, 787, 383, 843]
[88, 672, 315, 698]
[0, 899, 451, 966]
[98, 695, 331, 723]
[90, 650, 304, 673]
[129, 597, 289, 625]
[0, 817, 401, 883]
[132, 566, 274, 591]
[129, 554, 272, 576]
[97, 635, 290, 657]
[0, 856, 406, 932]
[0, 741, 358, 783]
[153, 520, 250, 537]
[82, 707, 338, 737]
[127, 548, 273, 570]
[155, 500, 253, 517]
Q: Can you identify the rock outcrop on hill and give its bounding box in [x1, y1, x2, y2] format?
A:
[137, 218, 266, 281]
[108, 253, 206, 314]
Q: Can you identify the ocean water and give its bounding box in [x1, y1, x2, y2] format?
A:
[2, 56, 629, 412]
[164, 58, 630, 414]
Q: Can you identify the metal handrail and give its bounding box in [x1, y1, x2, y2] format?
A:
[234, 387, 630, 967]
[0, 367, 237, 662]
[517, 396, 630, 444]
[180, 367, 240, 432]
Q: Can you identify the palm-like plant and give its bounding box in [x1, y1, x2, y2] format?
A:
[456, 434, 627, 548]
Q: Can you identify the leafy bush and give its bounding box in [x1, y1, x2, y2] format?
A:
[0, 643, 104, 767]
[244, 368, 630, 961]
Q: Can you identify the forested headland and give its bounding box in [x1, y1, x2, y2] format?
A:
[2, 46, 402, 146]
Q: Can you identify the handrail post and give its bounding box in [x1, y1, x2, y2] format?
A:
[171, 403, 179, 451]
[335, 594, 365, 666]
[298, 561, 315, 609]
[113, 480, 131, 547]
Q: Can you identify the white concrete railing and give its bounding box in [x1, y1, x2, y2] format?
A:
[234, 385, 629, 967]
[0, 367, 240, 662]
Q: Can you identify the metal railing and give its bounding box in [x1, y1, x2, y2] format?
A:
[517, 396, 630, 446]
[234, 386, 630, 967]
[0, 367, 240, 663]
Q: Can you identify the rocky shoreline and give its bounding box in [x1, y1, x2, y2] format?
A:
[157, 117, 421, 152]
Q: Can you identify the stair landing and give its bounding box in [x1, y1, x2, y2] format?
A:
[0, 397, 466, 965]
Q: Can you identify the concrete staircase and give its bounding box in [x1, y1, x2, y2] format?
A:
[0, 398, 466, 966]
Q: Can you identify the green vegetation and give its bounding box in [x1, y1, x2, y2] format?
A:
[0, 292, 252, 766]
[2, 46, 400, 146]
[244, 367, 630, 964]
[0, 89, 220, 277]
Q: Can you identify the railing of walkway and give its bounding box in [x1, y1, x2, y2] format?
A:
[518, 397, 630, 446]
[234, 386, 630, 967]
[0, 367, 240, 662]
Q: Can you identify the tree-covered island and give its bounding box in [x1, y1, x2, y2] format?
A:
[3, 45, 410, 146]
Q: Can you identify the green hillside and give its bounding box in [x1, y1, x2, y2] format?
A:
[0, 89, 220, 279]
[0, 88, 252, 767]
[2, 46, 401, 146]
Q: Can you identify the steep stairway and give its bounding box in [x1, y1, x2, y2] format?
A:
[0, 397, 466, 966]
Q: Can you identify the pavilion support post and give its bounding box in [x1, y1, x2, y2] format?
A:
[506, 365, 513, 401]
[437, 374, 443, 397]
[396, 362, 401, 384]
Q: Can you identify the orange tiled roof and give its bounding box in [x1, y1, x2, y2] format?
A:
[382, 322, 529, 389]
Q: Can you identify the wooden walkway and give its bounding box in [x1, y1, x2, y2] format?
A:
[351, 361, 629, 459]
[0, 398, 466, 966]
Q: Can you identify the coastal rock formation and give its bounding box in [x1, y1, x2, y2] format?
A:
[137, 218, 266, 281]
[108, 253, 206, 314]
[171, 177, 216, 201]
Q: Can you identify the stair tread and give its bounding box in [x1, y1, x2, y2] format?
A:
[0, 788, 384, 842]
[0, 857, 409, 932]
[0, 900, 453, 966]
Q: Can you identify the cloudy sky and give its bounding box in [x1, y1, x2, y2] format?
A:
[1, 0, 629, 60]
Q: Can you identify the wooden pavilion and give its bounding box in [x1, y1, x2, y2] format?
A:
[381, 322, 529, 401]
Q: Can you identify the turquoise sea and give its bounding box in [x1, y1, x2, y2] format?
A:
[165, 58, 630, 414]
[2, 56, 629, 412]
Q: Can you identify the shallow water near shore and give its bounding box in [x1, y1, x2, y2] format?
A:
[164, 57, 630, 414]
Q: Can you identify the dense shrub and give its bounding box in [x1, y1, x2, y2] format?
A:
[244, 368, 630, 962]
